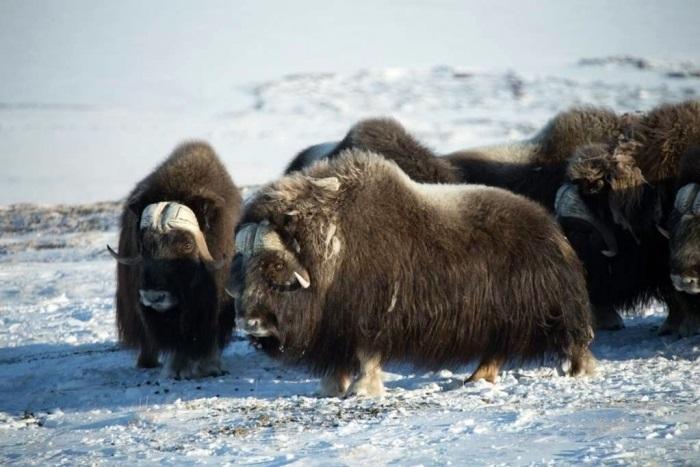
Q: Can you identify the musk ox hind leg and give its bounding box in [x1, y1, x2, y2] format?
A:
[593, 306, 625, 331]
[318, 370, 352, 398]
[466, 355, 506, 384]
[567, 347, 597, 377]
[346, 351, 385, 397]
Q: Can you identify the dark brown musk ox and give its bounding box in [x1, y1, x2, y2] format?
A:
[285, 111, 632, 330]
[108, 142, 241, 377]
[227, 150, 595, 397]
[557, 100, 700, 337]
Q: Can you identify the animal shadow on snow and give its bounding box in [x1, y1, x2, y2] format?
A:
[1, 315, 697, 415]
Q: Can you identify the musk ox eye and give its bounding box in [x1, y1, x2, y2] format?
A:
[274, 262, 284, 271]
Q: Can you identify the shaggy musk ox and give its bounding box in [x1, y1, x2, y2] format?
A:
[228, 150, 595, 397]
[557, 100, 700, 336]
[109, 142, 241, 377]
[286, 110, 632, 329]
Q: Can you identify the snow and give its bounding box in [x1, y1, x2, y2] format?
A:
[2, 1, 700, 464]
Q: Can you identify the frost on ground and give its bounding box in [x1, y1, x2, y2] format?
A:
[2, 62, 700, 465]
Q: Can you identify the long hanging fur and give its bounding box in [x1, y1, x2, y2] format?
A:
[236, 150, 594, 381]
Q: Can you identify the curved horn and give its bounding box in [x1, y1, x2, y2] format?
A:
[674, 183, 700, 214]
[235, 223, 260, 256]
[555, 184, 619, 258]
[107, 245, 142, 266]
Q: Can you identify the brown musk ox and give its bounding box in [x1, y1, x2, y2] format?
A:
[109, 141, 241, 377]
[556, 100, 700, 336]
[285, 110, 633, 330]
[228, 150, 595, 397]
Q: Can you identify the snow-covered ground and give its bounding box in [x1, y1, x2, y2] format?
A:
[3, 1, 700, 465]
[1, 202, 700, 465]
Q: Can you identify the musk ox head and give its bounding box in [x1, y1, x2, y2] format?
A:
[226, 173, 343, 354]
[556, 141, 657, 258]
[669, 183, 700, 294]
[109, 201, 224, 312]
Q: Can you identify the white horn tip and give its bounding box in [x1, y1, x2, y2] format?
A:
[294, 271, 311, 289]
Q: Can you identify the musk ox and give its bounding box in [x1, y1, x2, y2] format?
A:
[228, 150, 595, 397]
[556, 100, 700, 336]
[285, 118, 462, 184]
[285, 110, 632, 329]
[556, 140, 674, 332]
[109, 142, 241, 377]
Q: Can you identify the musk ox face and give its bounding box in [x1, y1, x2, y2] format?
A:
[228, 222, 315, 342]
[109, 201, 224, 312]
[557, 142, 655, 258]
[669, 183, 700, 294]
[226, 176, 342, 352]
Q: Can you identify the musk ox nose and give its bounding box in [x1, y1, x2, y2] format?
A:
[671, 274, 700, 295]
[236, 317, 272, 337]
[139, 289, 178, 311]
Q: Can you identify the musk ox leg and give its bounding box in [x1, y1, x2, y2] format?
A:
[568, 348, 597, 377]
[137, 343, 160, 369]
[318, 370, 352, 398]
[466, 355, 505, 384]
[163, 348, 225, 379]
[593, 306, 625, 331]
[658, 304, 684, 336]
[346, 352, 385, 397]
[678, 312, 700, 338]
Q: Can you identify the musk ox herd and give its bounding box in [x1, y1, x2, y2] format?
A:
[108, 99, 700, 396]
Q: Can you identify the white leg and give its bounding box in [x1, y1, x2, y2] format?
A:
[346, 351, 385, 397]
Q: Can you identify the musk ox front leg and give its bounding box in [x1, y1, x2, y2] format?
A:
[137, 340, 160, 369]
[346, 351, 385, 397]
[568, 347, 597, 377]
[163, 347, 225, 379]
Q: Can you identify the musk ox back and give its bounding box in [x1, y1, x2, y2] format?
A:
[110, 142, 241, 377]
[285, 117, 462, 184]
[229, 150, 595, 397]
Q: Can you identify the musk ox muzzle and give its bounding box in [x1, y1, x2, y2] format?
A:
[555, 183, 619, 257]
[139, 289, 178, 311]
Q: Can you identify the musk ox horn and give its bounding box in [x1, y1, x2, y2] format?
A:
[107, 245, 142, 265]
[141, 201, 224, 267]
[674, 183, 700, 214]
[555, 183, 619, 258]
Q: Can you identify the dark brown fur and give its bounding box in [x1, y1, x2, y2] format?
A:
[235, 150, 594, 389]
[444, 107, 630, 208]
[285, 118, 462, 183]
[116, 141, 241, 375]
